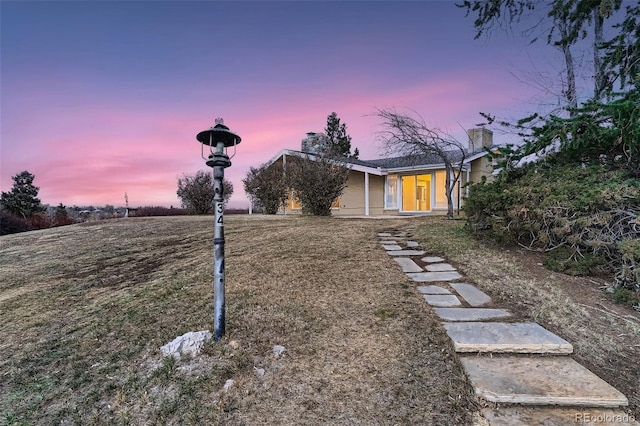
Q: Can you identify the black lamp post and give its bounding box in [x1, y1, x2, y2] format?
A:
[196, 118, 241, 341]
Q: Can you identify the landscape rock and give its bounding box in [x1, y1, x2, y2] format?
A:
[461, 356, 628, 407]
[425, 263, 456, 272]
[160, 330, 211, 359]
[393, 257, 423, 273]
[433, 308, 512, 321]
[421, 256, 445, 263]
[416, 285, 452, 295]
[406, 271, 462, 282]
[423, 294, 461, 307]
[387, 250, 426, 256]
[450, 283, 492, 307]
[443, 322, 573, 354]
[272, 345, 286, 358]
[255, 367, 266, 377]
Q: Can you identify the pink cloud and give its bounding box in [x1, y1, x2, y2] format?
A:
[2, 66, 536, 209]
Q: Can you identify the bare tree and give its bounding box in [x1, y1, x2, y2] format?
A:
[376, 109, 469, 219]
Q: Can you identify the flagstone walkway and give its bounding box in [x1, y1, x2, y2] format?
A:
[377, 231, 638, 426]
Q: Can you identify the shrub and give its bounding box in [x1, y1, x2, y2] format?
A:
[136, 206, 188, 217]
[28, 213, 52, 230]
[177, 170, 233, 214]
[243, 162, 288, 215]
[464, 162, 639, 296]
[287, 155, 349, 216]
[543, 247, 607, 276]
[0, 211, 31, 235]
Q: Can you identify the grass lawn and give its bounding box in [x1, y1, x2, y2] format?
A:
[1, 215, 476, 425]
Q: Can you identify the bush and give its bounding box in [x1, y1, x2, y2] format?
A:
[136, 206, 188, 217]
[543, 247, 607, 276]
[0, 211, 31, 235]
[464, 162, 639, 296]
[287, 155, 349, 216]
[243, 162, 288, 215]
[28, 213, 52, 230]
[177, 170, 233, 214]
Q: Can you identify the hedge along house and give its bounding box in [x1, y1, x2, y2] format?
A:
[265, 128, 496, 216]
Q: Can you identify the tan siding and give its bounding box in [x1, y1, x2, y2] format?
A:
[335, 170, 365, 215]
[369, 174, 385, 215]
[470, 157, 494, 183]
[332, 171, 386, 216]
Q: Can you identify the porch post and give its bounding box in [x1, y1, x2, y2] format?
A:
[466, 168, 470, 197]
[364, 171, 370, 216]
[283, 153, 287, 215]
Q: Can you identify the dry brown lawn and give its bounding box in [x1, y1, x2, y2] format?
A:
[0, 215, 475, 425]
[3, 215, 637, 425]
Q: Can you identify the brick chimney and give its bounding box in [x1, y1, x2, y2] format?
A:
[301, 132, 329, 154]
[468, 128, 493, 151]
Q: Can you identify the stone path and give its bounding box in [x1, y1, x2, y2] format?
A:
[377, 231, 637, 425]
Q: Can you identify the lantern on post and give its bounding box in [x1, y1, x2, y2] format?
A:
[196, 118, 241, 341]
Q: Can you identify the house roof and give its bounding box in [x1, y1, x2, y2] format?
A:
[359, 152, 464, 169]
[266, 147, 492, 175]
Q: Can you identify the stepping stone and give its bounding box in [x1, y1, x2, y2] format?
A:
[387, 250, 425, 256]
[393, 258, 423, 273]
[425, 263, 456, 272]
[434, 308, 512, 321]
[382, 244, 403, 251]
[450, 283, 492, 307]
[406, 271, 461, 282]
[422, 256, 445, 263]
[481, 407, 640, 426]
[379, 240, 397, 245]
[442, 322, 573, 354]
[377, 233, 392, 237]
[423, 294, 461, 307]
[417, 285, 451, 295]
[460, 356, 629, 407]
[406, 241, 420, 247]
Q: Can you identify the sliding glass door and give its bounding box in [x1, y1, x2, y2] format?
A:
[401, 174, 431, 212]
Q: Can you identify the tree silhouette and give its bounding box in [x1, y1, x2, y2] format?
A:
[1, 170, 45, 218]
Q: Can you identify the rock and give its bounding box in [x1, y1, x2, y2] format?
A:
[272, 345, 286, 358]
[393, 257, 423, 273]
[450, 283, 492, 307]
[422, 256, 445, 263]
[417, 285, 452, 295]
[255, 367, 265, 377]
[160, 330, 212, 359]
[229, 340, 240, 350]
[223, 379, 234, 391]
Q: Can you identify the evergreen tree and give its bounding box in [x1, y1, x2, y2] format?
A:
[324, 112, 359, 159]
[1, 170, 45, 218]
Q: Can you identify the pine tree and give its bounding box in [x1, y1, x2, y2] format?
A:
[0, 171, 45, 218]
[324, 112, 358, 159]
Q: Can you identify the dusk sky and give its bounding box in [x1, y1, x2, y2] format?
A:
[1, 1, 565, 209]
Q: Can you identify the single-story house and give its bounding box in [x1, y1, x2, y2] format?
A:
[265, 128, 496, 216]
